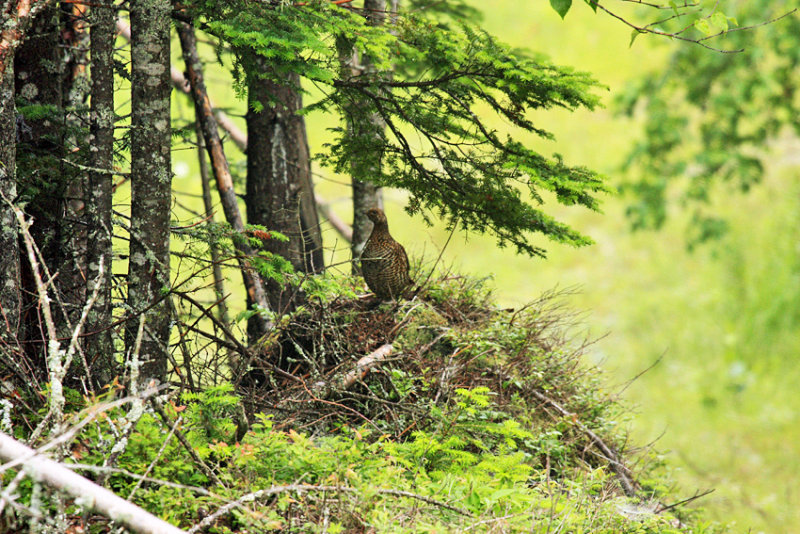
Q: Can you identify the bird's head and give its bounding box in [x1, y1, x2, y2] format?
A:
[366, 208, 388, 226]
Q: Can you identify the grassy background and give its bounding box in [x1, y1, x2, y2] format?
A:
[164, 2, 800, 532]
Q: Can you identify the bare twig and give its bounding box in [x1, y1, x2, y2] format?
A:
[589, 1, 798, 54]
[13, 204, 66, 441]
[530, 389, 638, 497]
[149, 397, 224, 487]
[656, 488, 715, 513]
[66, 463, 214, 496]
[126, 414, 183, 500]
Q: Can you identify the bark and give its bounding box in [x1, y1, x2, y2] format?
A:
[85, 0, 116, 384]
[351, 178, 382, 272]
[0, 432, 187, 534]
[14, 5, 67, 375]
[339, 0, 389, 273]
[126, 0, 172, 382]
[175, 21, 273, 339]
[0, 49, 20, 340]
[246, 65, 324, 314]
[0, 0, 53, 85]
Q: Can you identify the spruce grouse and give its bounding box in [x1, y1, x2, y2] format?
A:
[360, 208, 413, 300]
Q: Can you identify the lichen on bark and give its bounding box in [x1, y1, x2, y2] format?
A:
[126, 0, 173, 383]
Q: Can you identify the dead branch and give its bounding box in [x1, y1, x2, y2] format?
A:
[312, 343, 393, 398]
[530, 389, 638, 497]
[176, 20, 273, 335]
[0, 431, 187, 534]
[13, 203, 67, 441]
[149, 397, 224, 487]
[315, 195, 353, 243]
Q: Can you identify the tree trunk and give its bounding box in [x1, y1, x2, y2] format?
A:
[0, 48, 20, 342]
[59, 0, 92, 330]
[0, 0, 52, 84]
[14, 5, 67, 377]
[246, 67, 324, 314]
[85, 0, 116, 385]
[351, 179, 382, 273]
[339, 0, 389, 273]
[126, 0, 172, 382]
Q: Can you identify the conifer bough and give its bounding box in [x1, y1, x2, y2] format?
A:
[193, 1, 610, 257]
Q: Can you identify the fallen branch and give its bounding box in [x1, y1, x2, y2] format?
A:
[187, 482, 471, 533]
[0, 432, 186, 534]
[312, 343, 393, 398]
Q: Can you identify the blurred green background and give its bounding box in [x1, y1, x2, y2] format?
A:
[165, 2, 800, 532]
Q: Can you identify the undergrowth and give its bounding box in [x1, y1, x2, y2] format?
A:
[1, 274, 726, 533]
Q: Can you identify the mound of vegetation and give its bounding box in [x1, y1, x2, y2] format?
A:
[1, 275, 723, 533]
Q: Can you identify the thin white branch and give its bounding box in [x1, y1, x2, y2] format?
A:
[13, 204, 65, 442]
[65, 463, 213, 496]
[0, 432, 187, 534]
[312, 343, 393, 398]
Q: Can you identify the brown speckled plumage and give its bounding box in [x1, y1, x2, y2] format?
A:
[360, 208, 412, 300]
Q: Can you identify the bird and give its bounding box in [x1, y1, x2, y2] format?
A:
[360, 208, 413, 301]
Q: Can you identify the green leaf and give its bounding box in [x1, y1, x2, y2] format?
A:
[466, 490, 482, 510]
[583, 0, 597, 13]
[669, 0, 680, 17]
[550, 0, 572, 19]
[629, 28, 642, 47]
[711, 12, 729, 32]
[694, 18, 711, 35]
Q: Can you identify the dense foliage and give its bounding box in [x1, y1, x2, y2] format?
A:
[189, 0, 609, 257]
